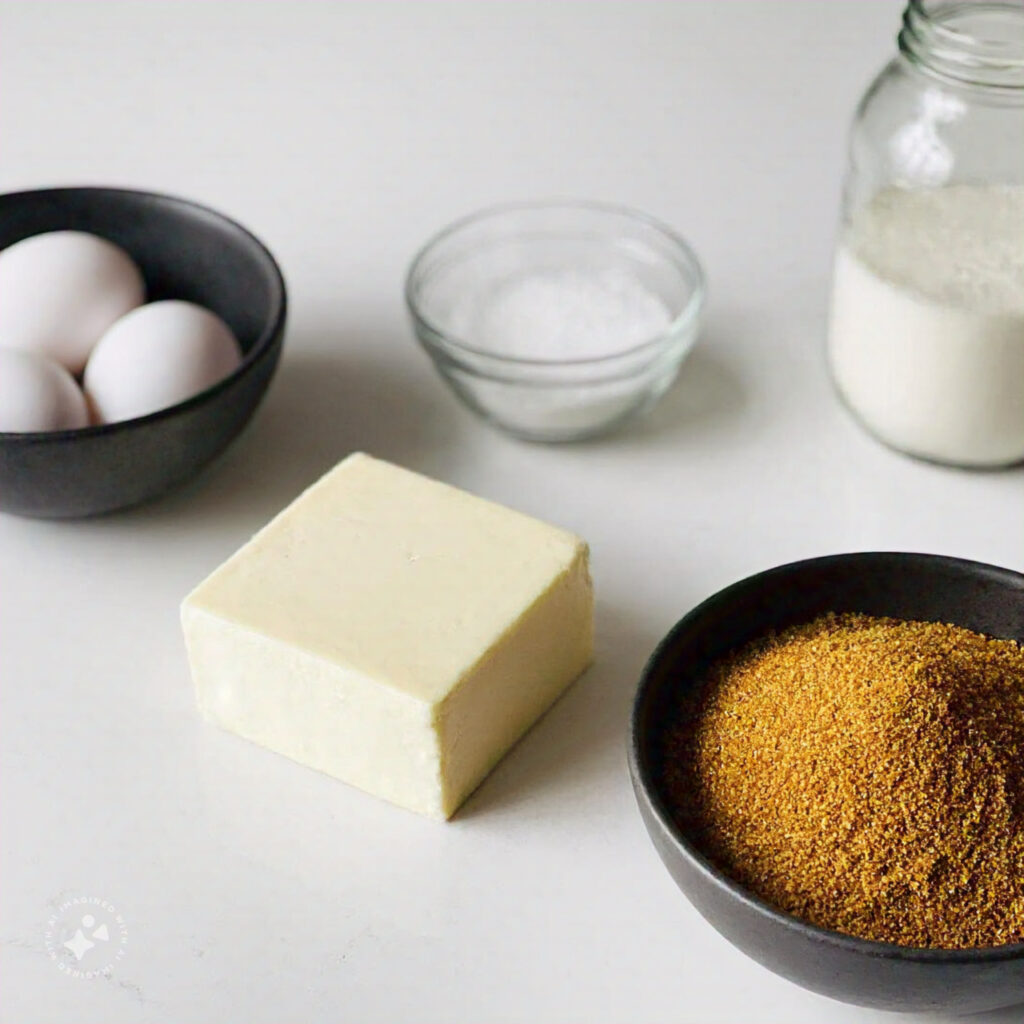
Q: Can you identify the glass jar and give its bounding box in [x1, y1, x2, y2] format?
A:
[827, 0, 1024, 468]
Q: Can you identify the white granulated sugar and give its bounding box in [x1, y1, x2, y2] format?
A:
[449, 267, 672, 360]
[829, 184, 1024, 466]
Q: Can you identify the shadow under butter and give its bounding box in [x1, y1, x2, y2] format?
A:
[454, 598, 661, 821]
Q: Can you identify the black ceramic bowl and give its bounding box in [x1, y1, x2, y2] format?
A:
[630, 552, 1024, 1014]
[0, 187, 287, 517]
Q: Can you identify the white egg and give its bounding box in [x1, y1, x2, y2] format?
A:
[0, 347, 90, 432]
[84, 300, 242, 424]
[0, 230, 145, 374]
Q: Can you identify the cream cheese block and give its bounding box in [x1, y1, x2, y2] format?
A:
[181, 453, 594, 819]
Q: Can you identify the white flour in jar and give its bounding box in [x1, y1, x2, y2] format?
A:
[828, 185, 1024, 466]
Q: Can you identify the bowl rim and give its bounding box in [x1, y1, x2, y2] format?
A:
[404, 198, 706, 370]
[0, 185, 288, 442]
[630, 550, 1024, 965]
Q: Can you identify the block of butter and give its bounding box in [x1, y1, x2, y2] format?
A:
[181, 453, 593, 819]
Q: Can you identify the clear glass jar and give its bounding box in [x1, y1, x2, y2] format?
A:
[827, 0, 1024, 468]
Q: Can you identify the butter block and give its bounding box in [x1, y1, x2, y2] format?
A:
[181, 453, 593, 819]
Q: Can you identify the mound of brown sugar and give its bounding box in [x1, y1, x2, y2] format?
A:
[663, 613, 1024, 949]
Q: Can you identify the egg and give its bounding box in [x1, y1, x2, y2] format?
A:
[0, 347, 90, 432]
[84, 300, 242, 424]
[0, 231, 145, 374]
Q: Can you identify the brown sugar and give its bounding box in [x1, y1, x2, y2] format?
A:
[662, 613, 1024, 949]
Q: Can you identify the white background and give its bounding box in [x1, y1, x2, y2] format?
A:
[2, 2, 1022, 1022]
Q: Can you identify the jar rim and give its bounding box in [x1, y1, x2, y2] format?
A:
[900, 0, 1024, 91]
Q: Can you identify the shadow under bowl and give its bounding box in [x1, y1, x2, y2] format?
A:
[629, 551, 1024, 1013]
[0, 186, 287, 518]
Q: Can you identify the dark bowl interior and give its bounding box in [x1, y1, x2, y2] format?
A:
[0, 187, 287, 517]
[630, 552, 1024, 1014]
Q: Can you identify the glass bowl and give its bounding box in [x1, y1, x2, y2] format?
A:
[405, 201, 705, 442]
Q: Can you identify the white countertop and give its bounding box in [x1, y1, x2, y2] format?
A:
[3, 3, 1022, 1022]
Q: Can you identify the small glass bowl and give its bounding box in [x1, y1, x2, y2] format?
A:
[405, 201, 705, 442]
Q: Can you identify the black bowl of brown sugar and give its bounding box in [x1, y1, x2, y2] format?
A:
[630, 552, 1024, 1014]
